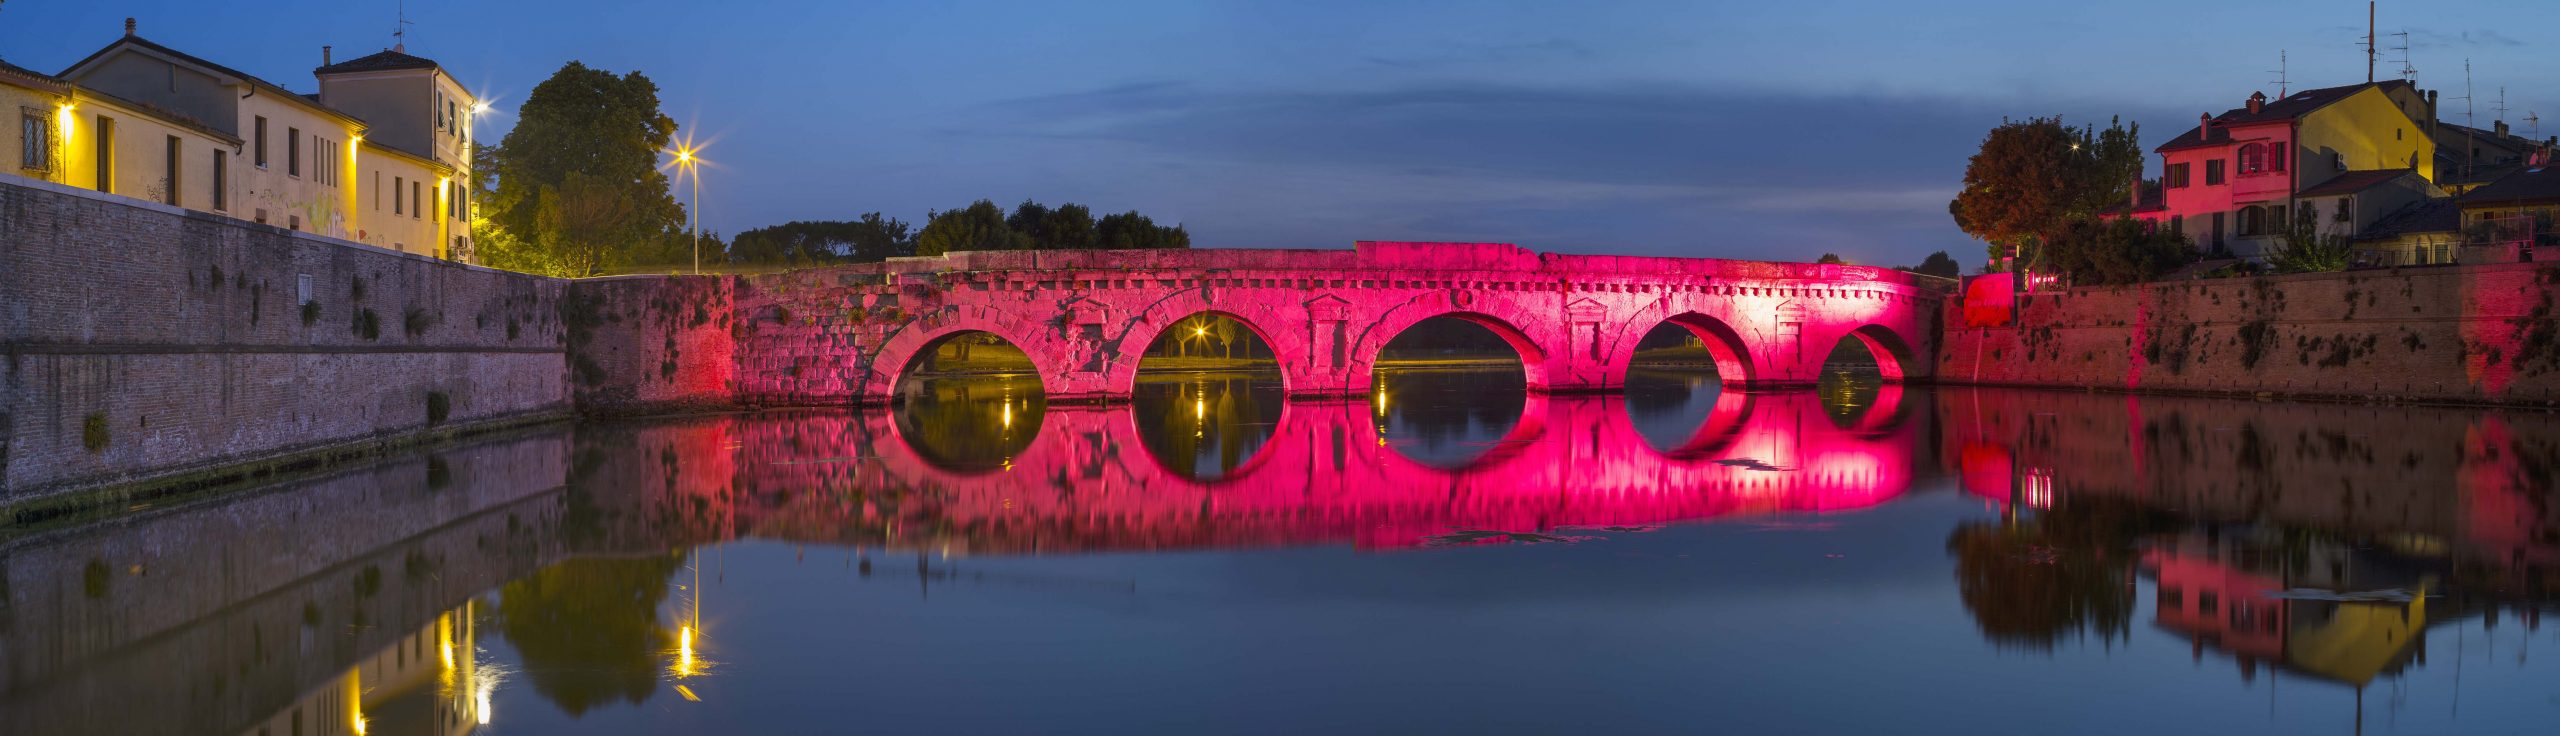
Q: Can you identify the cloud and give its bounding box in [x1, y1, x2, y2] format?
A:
[2410, 28, 2527, 49]
[956, 80, 2167, 263]
[1360, 38, 1599, 70]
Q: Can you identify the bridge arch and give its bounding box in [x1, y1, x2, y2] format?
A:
[1628, 311, 1757, 387]
[1356, 295, 1555, 392]
[1838, 324, 1916, 382]
[1107, 297, 1307, 395]
[861, 308, 1062, 402]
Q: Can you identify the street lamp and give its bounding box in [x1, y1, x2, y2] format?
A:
[672, 145, 702, 275]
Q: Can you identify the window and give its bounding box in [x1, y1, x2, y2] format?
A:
[375, 171, 383, 210]
[94, 114, 115, 193]
[2238, 143, 2265, 174]
[412, 180, 422, 219]
[2238, 205, 2265, 236]
[2270, 146, 2286, 172]
[18, 109, 47, 171]
[211, 149, 226, 210]
[2166, 162, 2191, 188]
[254, 116, 268, 168]
[394, 176, 403, 214]
[2159, 586, 2183, 608]
[2199, 590, 2220, 616]
[2205, 159, 2226, 185]
[2338, 197, 2354, 223]
[163, 135, 180, 205]
[287, 126, 301, 177]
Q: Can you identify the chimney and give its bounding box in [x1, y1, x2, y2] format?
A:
[2496, 120, 2510, 138]
[123, 17, 135, 36]
[2131, 174, 2143, 211]
[2247, 91, 2267, 114]
[2199, 112, 2213, 141]
[2426, 90, 2440, 138]
[323, 45, 332, 66]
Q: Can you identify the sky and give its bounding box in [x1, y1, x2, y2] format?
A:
[1, 0, 2552, 266]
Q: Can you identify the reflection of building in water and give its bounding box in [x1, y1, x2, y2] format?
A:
[1942, 388, 2560, 586]
[235, 605, 484, 736]
[0, 434, 565, 736]
[2143, 531, 2429, 687]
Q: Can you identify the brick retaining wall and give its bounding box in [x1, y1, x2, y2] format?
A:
[1, 178, 571, 505]
[1938, 263, 2560, 405]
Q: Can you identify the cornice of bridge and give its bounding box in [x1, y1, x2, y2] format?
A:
[784, 243, 1945, 298]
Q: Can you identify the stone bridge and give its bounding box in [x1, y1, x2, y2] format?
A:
[728, 242, 1945, 405]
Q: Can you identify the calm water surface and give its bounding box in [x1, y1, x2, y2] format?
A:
[7, 367, 2560, 735]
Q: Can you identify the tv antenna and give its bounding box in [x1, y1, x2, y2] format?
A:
[2362, 1, 2376, 83]
[2526, 111, 2542, 140]
[2390, 29, 2415, 81]
[390, 0, 414, 52]
[2494, 86, 2510, 128]
[2269, 50, 2289, 98]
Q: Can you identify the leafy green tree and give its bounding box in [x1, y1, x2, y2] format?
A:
[481, 62, 683, 276]
[1903, 250, 1964, 280]
[1952, 116, 2143, 271]
[1037, 203, 1099, 250]
[1096, 211, 1190, 249]
[2046, 218, 2197, 285]
[1815, 253, 1845, 265]
[916, 200, 1029, 256]
[728, 215, 913, 265]
[2268, 205, 2354, 273]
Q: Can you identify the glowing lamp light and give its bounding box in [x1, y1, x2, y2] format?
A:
[470, 101, 490, 115]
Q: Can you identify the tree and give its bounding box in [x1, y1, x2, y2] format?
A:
[1096, 211, 1190, 249]
[1952, 116, 2142, 271]
[2046, 218, 2197, 285]
[916, 200, 1029, 256]
[727, 214, 914, 266]
[1903, 250, 1963, 280]
[1815, 253, 1845, 265]
[481, 62, 683, 276]
[2268, 205, 2354, 273]
[1038, 203, 1098, 250]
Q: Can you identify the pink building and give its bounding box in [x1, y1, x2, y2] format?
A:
[2136, 81, 2442, 262]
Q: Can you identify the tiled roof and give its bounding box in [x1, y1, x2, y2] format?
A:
[0, 57, 70, 90]
[59, 35, 368, 127]
[2157, 81, 2413, 152]
[2461, 165, 2560, 207]
[2296, 168, 2418, 198]
[315, 49, 439, 75]
[2356, 198, 2461, 241]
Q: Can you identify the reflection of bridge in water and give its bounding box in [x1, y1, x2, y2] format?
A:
[718, 387, 1928, 551]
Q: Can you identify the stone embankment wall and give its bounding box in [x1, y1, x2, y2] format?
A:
[559, 274, 737, 414]
[1939, 263, 2560, 405]
[0, 178, 570, 507]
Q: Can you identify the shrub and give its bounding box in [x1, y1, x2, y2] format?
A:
[352, 308, 381, 340]
[82, 412, 110, 453]
[426, 391, 451, 424]
[404, 307, 434, 337]
[301, 300, 321, 326]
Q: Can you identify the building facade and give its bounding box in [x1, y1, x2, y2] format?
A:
[2, 19, 477, 261]
[2140, 81, 2438, 262]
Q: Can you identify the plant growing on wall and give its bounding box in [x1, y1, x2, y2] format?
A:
[2269, 207, 2354, 273]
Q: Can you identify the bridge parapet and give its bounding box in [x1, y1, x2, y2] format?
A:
[724, 243, 1946, 406]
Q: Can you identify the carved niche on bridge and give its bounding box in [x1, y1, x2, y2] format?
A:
[1305, 294, 1352, 370]
[1062, 297, 1114, 374]
[1566, 297, 1609, 362]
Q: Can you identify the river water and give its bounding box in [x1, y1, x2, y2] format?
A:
[6, 367, 2558, 735]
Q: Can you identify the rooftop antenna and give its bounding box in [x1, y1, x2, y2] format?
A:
[2390, 29, 2415, 81]
[2526, 111, 2542, 139]
[2455, 59, 2475, 177]
[390, 0, 414, 52]
[2364, 1, 2376, 83]
[2269, 50, 2289, 99]
[2494, 86, 2509, 128]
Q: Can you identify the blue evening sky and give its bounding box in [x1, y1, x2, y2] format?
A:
[2, 0, 2549, 265]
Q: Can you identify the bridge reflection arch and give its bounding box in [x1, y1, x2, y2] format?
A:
[1360, 297, 1555, 392]
[1842, 324, 1916, 383]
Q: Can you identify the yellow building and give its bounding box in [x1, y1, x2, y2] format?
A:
[6, 18, 479, 261]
